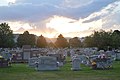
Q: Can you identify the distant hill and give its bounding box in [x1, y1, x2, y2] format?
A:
[45, 37, 72, 43]
[45, 38, 57, 43]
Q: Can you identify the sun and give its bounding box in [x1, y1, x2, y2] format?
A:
[45, 33, 56, 38]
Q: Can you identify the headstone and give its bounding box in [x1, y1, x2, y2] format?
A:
[78, 55, 89, 65]
[0, 57, 9, 67]
[92, 57, 113, 69]
[28, 57, 38, 68]
[47, 53, 65, 65]
[1, 50, 12, 60]
[23, 52, 31, 60]
[106, 51, 116, 60]
[70, 49, 75, 58]
[116, 53, 120, 60]
[37, 56, 59, 71]
[71, 58, 81, 71]
[31, 50, 40, 57]
[22, 45, 31, 60]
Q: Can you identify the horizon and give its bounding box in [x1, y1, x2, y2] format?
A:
[13, 33, 84, 39]
[0, 0, 120, 38]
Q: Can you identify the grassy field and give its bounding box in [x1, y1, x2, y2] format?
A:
[0, 60, 120, 80]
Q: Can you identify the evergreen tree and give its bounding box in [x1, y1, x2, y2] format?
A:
[17, 31, 36, 47]
[55, 34, 69, 48]
[69, 37, 82, 48]
[36, 35, 47, 48]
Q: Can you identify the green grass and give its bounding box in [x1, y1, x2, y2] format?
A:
[0, 60, 120, 80]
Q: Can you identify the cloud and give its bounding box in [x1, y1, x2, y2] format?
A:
[0, 3, 60, 22]
[102, 11, 120, 30]
[45, 0, 120, 37]
[46, 15, 102, 37]
[0, 0, 119, 38]
[0, 0, 16, 6]
[0, 0, 115, 21]
[83, 1, 118, 23]
[61, 0, 94, 8]
[82, 1, 120, 31]
[62, 30, 94, 38]
[86, 1, 120, 31]
[16, 0, 61, 4]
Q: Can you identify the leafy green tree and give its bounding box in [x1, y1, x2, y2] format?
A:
[36, 35, 47, 48]
[55, 34, 69, 48]
[92, 30, 112, 50]
[17, 31, 36, 47]
[111, 30, 120, 49]
[69, 37, 82, 48]
[84, 30, 112, 50]
[113, 30, 120, 35]
[0, 23, 15, 48]
[83, 36, 94, 47]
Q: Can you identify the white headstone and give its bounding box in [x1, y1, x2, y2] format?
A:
[71, 58, 81, 71]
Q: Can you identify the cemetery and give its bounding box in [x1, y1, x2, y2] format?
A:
[0, 47, 120, 80]
[0, 0, 120, 79]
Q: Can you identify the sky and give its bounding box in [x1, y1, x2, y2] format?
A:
[0, 0, 120, 38]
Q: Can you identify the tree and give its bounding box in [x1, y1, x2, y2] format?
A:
[17, 31, 36, 47]
[113, 30, 120, 35]
[111, 30, 120, 49]
[83, 36, 94, 47]
[95, 30, 112, 50]
[0, 23, 15, 48]
[48, 42, 55, 48]
[69, 37, 82, 48]
[55, 34, 69, 48]
[84, 30, 112, 50]
[36, 35, 47, 48]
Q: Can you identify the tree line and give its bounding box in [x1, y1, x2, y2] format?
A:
[0, 23, 120, 50]
[83, 30, 120, 50]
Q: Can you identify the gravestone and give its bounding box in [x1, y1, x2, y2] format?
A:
[70, 49, 75, 58]
[47, 53, 65, 65]
[0, 57, 9, 67]
[71, 58, 81, 71]
[37, 56, 59, 71]
[92, 57, 113, 69]
[116, 53, 120, 60]
[106, 51, 116, 60]
[22, 45, 31, 60]
[28, 57, 38, 68]
[1, 50, 12, 60]
[77, 55, 86, 62]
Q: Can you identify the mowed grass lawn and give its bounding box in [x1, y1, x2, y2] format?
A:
[0, 60, 120, 80]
